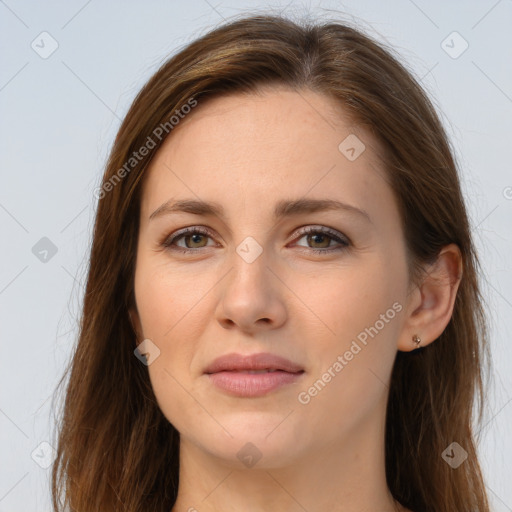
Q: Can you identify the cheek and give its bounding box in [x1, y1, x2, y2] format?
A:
[133, 251, 213, 339]
[293, 255, 405, 427]
[293, 255, 404, 353]
[133, 256, 218, 428]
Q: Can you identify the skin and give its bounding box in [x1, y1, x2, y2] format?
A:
[130, 86, 462, 512]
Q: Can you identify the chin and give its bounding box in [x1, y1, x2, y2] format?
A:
[185, 414, 308, 469]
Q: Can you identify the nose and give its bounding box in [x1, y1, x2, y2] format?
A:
[215, 248, 288, 334]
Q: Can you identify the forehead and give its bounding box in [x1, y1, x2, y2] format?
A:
[140, 87, 392, 223]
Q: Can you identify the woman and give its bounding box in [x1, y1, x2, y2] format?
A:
[51, 13, 491, 512]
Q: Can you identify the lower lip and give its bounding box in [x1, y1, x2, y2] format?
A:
[206, 370, 304, 397]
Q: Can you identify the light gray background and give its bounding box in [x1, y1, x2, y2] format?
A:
[0, 1, 511, 510]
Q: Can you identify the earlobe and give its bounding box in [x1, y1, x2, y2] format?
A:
[398, 243, 463, 352]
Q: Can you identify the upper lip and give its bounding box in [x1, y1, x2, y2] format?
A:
[204, 352, 304, 374]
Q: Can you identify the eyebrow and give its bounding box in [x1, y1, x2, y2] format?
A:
[149, 198, 371, 223]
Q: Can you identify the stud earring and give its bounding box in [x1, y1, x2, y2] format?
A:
[412, 334, 421, 348]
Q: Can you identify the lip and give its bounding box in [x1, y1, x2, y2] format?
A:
[204, 352, 305, 397]
[204, 352, 304, 374]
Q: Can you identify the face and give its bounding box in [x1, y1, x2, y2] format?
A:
[131, 87, 411, 468]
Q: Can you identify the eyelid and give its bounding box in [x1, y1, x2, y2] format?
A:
[161, 225, 351, 253]
[160, 226, 218, 249]
[292, 225, 351, 246]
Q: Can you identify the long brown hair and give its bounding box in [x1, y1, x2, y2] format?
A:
[51, 13, 491, 512]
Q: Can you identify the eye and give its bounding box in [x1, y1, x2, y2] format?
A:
[161, 227, 217, 253]
[292, 226, 350, 254]
[160, 225, 350, 255]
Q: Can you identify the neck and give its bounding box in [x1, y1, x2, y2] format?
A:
[171, 398, 404, 512]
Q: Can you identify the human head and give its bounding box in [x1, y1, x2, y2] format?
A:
[52, 13, 490, 512]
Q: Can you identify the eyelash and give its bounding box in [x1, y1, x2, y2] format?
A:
[160, 226, 350, 255]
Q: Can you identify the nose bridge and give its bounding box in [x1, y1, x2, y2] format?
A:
[221, 194, 274, 271]
[223, 194, 285, 294]
[229, 234, 270, 293]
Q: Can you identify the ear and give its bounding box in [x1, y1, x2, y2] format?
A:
[397, 243, 463, 352]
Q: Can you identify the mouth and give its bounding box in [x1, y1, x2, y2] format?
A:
[204, 352, 304, 374]
[204, 352, 305, 397]
[224, 369, 287, 374]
